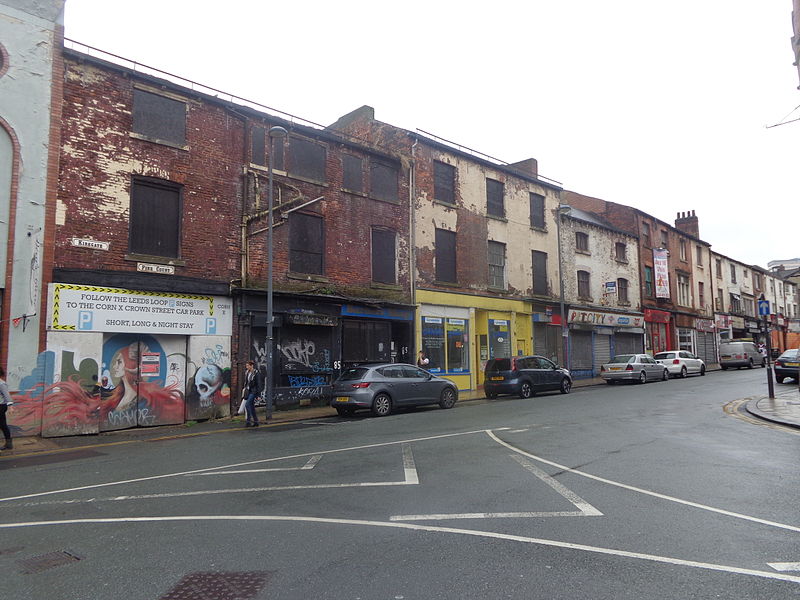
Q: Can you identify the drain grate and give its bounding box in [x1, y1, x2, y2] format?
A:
[17, 550, 81, 574]
[160, 571, 270, 600]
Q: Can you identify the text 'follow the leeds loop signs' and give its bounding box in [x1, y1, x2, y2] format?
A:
[47, 283, 232, 336]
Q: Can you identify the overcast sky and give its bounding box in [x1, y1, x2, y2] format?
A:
[63, 1, 799, 270]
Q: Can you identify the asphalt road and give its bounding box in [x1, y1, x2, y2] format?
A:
[1, 368, 799, 599]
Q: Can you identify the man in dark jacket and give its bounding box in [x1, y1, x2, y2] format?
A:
[242, 360, 262, 427]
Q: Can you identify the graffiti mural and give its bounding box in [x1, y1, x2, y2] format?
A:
[185, 336, 231, 421]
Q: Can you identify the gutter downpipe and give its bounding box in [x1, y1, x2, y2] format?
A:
[410, 135, 418, 359]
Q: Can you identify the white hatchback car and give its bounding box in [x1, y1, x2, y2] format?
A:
[654, 350, 706, 378]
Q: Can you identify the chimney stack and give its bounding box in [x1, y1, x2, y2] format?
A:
[507, 158, 538, 178]
[675, 210, 699, 238]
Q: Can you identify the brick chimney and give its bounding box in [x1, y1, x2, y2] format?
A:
[675, 210, 699, 238]
[507, 158, 538, 178]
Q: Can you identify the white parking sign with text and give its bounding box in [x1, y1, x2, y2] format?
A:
[48, 283, 232, 336]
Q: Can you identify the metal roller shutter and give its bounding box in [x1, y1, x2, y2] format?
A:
[696, 331, 716, 365]
[594, 334, 612, 373]
[614, 332, 643, 355]
[570, 330, 593, 370]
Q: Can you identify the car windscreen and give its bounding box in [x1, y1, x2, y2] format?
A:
[779, 350, 799, 360]
[337, 367, 370, 381]
[653, 353, 673, 360]
[610, 355, 635, 364]
[486, 358, 511, 372]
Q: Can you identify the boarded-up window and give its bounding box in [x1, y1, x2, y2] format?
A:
[372, 228, 396, 284]
[532, 250, 548, 296]
[615, 242, 627, 261]
[129, 178, 181, 258]
[289, 137, 326, 182]
[529, 193, 545, 228]
[488, 241, 506, 289]
[434, 161, 456, 205]
[576, 232, 589, 252]
[289, 213, 324, 275]
[342, 155, 363, 192]
[435, 228, 456, 283]
[132, 89, 186, 146]
[251, 126, 265, 165]
[370, 161, 398, 202]
[577, 270, 591, 299]
[486, 179, 504, 218]
[618, 278, 629, 303]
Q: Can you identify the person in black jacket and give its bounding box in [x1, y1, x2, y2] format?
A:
[242, 360, 262, 427]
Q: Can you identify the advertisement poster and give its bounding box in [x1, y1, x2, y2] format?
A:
[653, 248, 670, 298]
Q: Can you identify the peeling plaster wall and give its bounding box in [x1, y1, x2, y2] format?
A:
[0, 0, 63, 388]
[560, 217, 641, 310]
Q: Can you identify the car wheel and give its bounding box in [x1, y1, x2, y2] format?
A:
[559, 378, 571, 394]
[371, 393, 392, 417]
[335, 406, 354, 417]
[680, 366, 687, 379]
[519, 381, 533, 399]
[776, 376, 785, 384]
[439, 387, 457, 409]
[721, 366, 728, 370]
[747, 359, 754, 369]
[700, 365, 706, 376]
[638, 371, 647, 384]
[662, 369, 669, 381]
[486, 392, 498, 399]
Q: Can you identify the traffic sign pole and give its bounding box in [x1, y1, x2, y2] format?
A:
[760, 294, 775, 399]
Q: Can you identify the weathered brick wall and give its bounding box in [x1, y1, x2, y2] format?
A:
[244, 123, 413, 305]
[56, 56, 244, 285]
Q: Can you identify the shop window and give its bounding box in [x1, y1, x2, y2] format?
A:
[342, 155, 363, 193]
[289, 212, 324, 275]
[486, 178, 504, 218]
[529, 193, 545, 229]
[342, 320, 390, 363]
[617, 278, 629, 304]
[434, 161, 456, 205]
[577, 270, 591, 299]
[251, 125, 265, 165]
[532, 250, 548, 296]
[370, 160, 399, 203]
[575, 232, 589, 252]
[488, 241, 506, 289]
[371, 228, 396, 284]
[129, 178, 181, 258]
[421, 317, 445, 372]
[288, 137, 326, 182]
[132, 88, 186, 147]
[644, 266, 654, 297]
[489, 319, 511, 359]
[446, 318, 469, 372]
[435, 228, 457, 283]
[678, 328, 693, 352]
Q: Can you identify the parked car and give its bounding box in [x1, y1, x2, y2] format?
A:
[774, 349, 799, 384]
[653, 350, 706, 378]
[600, 354, 668, 384]
[484, 355, 572, 399]
[330, 363, 458, 417]
[718, 341, 765, 370]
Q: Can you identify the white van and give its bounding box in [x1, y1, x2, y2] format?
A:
[718, 341, 765, 370]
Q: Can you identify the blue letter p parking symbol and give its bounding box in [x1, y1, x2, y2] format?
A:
[77, 311, 94, 330]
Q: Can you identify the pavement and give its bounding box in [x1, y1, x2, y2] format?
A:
[2, 375, 798, 459]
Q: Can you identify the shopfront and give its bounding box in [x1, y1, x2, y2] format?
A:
[17, 283, 234, 438]
[695, 318, 717, 366]
[645, 309, 672, 354]
[567, 308, 645, 378]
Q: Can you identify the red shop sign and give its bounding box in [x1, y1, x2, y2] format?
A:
[644, 309, 671, 324]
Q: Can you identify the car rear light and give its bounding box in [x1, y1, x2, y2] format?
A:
[600, 365, 605, 372]
[672, 359, 680, 364]
[511, 357, 519, 371]
[351, 382, 371, 389]
[625, 364, 633, 371]
[776, 360, 783, 367]
[734, 354, 743, 359]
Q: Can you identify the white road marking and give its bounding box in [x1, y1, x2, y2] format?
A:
[769, 562, 800, 572]
[507, 429, 529, 433]
[487, 430, 800, 534]
[0, 429, 481, 505]
[1, 514, 798, 585]
[392, 453, 602, 522]
[191, 455, 323, 476]
[14, 446, 419, 507]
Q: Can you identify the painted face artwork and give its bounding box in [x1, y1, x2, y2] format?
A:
[194, 364, 223, 407]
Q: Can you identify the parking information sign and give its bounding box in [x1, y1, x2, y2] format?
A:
[758, 299, 770, 316]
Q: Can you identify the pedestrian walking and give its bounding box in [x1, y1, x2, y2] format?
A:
[0, 367, 14, 450]
[242, 360, 262, 428]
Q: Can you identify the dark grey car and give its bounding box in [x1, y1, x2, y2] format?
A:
[330, 363, 458, 417]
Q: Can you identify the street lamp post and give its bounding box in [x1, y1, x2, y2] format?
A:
[556, 204, 571, 368]
[265, 125, 287, 419]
